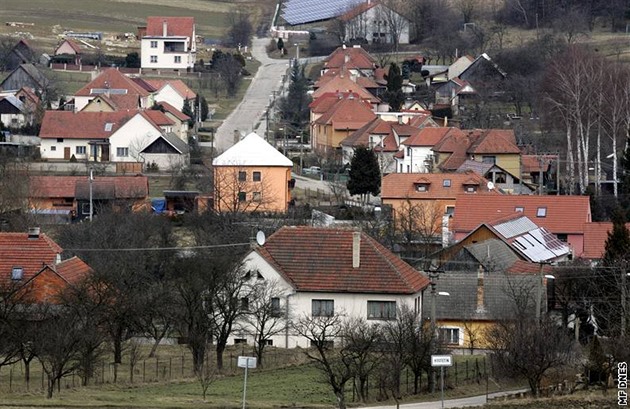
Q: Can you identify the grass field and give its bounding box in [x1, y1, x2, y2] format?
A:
[0, 345, 520, 408]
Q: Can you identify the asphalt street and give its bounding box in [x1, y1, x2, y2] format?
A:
[358, 388, 529, 409]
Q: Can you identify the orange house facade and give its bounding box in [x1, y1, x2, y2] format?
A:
[212, 133, 294, 213]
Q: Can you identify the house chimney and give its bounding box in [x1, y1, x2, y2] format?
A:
[28, 227, 40, 240]
[397, 115, 403, 125]
[163, 20, 168, 37]
[476, 265, 486, 313]
[352, 231, 361, 268]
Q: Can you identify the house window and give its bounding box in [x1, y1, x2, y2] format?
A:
[271, 297, 282, 317]
[439, 327, 461, 345]
[445, 206, 455, 216]
[443, 179, 451, 187]
[482, 156, 496, 164]
[465, 185, 477, 193]
[252, 192, 261, 202]
[76, 146, 86, 155]
[238, 171, 247, 181]
[253, 171, 261, 182]
[150, 55, 158, 63]
[515, 206, 524, 212]
[11, 267, 23, 280]
[51, 146, 56, 151]
[117, 147, 129, 157]
[240, 297, 250, 311]
[367, 300, 396, 320]
[238, 192, 246, 202]
[312, 299, 334, 317]
[537, 207, 547, 217]
[174, 56, 182, 63]
[81, 203, 90, 215]
[494, 172, 506, 183]
[57, 138, 64, 143]
[557, 233, 568, 242]
[263, 339, 273, 346]
[416, 184, 428, 192]
[150, 40, 158, 48]
[234, 338, 248, 344]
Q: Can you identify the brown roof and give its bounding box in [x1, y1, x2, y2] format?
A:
[521, 154, 558, 173]
[381, 171, 491, 200]
[451, 194, 592, 235]
[324, 46, 376, 71]
[39, 111, 135, 139]
[145, 16, 194, 38]
[57, 39, 81, 54]
[30, 175, 149, 199]
[581, 222, 630, 260]
[255, 226, 430, 294]
[157, 101, 191, 121]
[0, 232, 62, 286]
[341, 118, 398, 152]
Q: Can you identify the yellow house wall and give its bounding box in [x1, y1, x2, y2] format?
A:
[82, 98, 115, 112]
[383, 197, 454, 232]
[213, 165, 292, 213]
[438, 319, 495, 351]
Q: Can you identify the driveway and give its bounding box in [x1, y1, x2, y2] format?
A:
[357, 388, 529, 409]
[201, 37, 290, 154]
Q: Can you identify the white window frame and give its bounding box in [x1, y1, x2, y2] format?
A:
[150, 55, 158, 63]
[150, 40, 158, 48]
[116, 147, 129, 157]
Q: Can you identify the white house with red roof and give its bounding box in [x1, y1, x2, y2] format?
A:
[39, 110, 189, 169]
[74, 68, 153, 112]
[236, 226, 430, 348]
[140, 17, 196, 71]
[143, 79, 196, 112]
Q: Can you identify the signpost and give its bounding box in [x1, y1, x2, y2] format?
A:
[431, 355, 453, 409]
[238, 356, 257, 409]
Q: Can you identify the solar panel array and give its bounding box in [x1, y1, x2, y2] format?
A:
[282, 0, 364, 26]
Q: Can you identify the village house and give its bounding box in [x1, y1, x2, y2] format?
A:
[0, 63, 49, 94]
[340, 1, 412, 45]
[54, 39, 82, 65]
[234, 226, 430, 347]
[0, 228, 92, 303]
[73, 68, 153, 112]
[212, 132, 294, 213]
[321, 45, 377, 77]
[4, 39, 36, 71]
[139, 16, 196, 71]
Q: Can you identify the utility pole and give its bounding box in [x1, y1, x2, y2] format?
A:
[89, 167, 94, 222]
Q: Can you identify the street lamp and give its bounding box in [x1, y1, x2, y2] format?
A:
[535, 261, 555, 325]
[294, 43, 299, 61]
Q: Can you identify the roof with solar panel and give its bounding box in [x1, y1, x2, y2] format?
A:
[282, 0, 364, 25]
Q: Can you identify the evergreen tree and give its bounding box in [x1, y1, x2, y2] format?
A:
[383, 63, 404, 112]
[193, 95, 209, 122]
[182, 99, 194, 127]
[277, 38, 284, 51]
[619, 137, 630, 216]
[278, 60, 311, 129]
[347, 146, 380, 204]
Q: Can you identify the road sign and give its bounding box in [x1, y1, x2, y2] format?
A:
[431, 355, 453, 367]
[238, 356, 257, 369]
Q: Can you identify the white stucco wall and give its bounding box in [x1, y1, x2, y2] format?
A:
[395, 146, 433, 173]
[141, 37, 195, 70]
[40, 138, 92, 160]
[154, 85, 186, 111]
[232, 251, 425, 349]
[109, 114, 162, 162]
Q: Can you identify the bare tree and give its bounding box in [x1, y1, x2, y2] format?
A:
[241, 279, 287, 366]
[462, 319, 482, 355]
[455, 0, 480, 24]
[379, 0, 408, 51]
[293, 313, 353, 409]
[343, 317, 383, 402]
[395, 199, 443, 254]
[197, 353, 218, 401]
[213, 165, 280, 213]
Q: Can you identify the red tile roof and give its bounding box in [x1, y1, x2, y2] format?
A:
[381, 171, 491, 200]
[314, 94, 376, 129]
[451, 194, 592, 235]
[521, 154, 558, 173]
[580, 222, 630, 260]
[324, 46, 377, 71]
[144, 109, 175, 126]
[312, 74, 379, 103]
[0, 232, 62, 286]
[402, 127, 459, 147]
[255, 226, 430, 294]
[145, 16, 194, 38]
[467, 129, 520, 154]
[39, 111, 135, 139]
[30, 175, 149, 199]
[340, 1, 379, 21]
[58, 39, 82, 54]
[55, 256, 92, 284]
[75, 68, 150, 97]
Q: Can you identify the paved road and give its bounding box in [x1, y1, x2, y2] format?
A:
[203, 37, 290, 154]
[357, 388, 529, 409]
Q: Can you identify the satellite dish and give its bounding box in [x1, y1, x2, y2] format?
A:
[487, 181, 495, 191]
[255, 230, 266, 246]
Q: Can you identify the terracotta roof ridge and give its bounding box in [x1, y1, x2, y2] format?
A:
[362, 232, 416, 292]
[254, 244, 297, 288]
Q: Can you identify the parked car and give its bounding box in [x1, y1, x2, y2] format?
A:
[303, 166, 321, 175]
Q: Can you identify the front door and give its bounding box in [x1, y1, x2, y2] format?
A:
[64, 147, 71, 160]
[102, 145, 110, 162]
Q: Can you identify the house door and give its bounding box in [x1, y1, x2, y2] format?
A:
[102, 145, 110, 162]
[64, 147, 71, 160]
